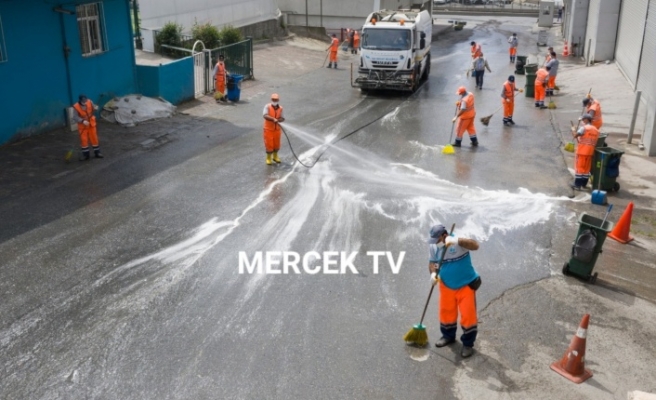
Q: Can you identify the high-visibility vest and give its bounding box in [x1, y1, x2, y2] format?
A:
[586, 100, 603, 128]
[471, 44, 481, 58]
[576, 124, 599, 156]
[330, 37, 339, 51]
[74, 100, 97, 127]
[215, 62, 226, 81]
[263, 104, 283, 132]
[503, 81, 515, 100]
[459, 93, 476, 120]
[354, 31, 360, 47]
[536, 68, 549, 84]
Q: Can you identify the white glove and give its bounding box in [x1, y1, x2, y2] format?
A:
[430, 272, 439, 286]
[445, 236, 459, 247]
[506, 98, 511, 103]
[83, 120, 90, 126]
[451, 117, 457, 123]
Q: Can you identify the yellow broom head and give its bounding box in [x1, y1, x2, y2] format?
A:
[564, 142, 575, 152]
[442, 144, 455, 154]
[548, 100, 557, 109]
[404, 323, 429, 347]
[214, 91, 224, 100]
[64, 150, 74, 163]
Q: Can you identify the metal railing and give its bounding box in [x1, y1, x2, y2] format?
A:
[207, 38, 254, 80]
[433, 1, 539, 13]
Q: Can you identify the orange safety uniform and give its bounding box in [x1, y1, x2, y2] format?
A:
[456, 93, 477, 143]
[353, 31, 360, 50]
[263, 103, 284, 153]
[534, 68, 549, 105]
[74, 100, 99, 151]
[215, 61, 227, 95]
[329, 37, 339, 63]
[574, 124, 599, 188]
[471, 43, 482, 59]
[502, 80, 516, 123]
[586, 100, 603, 130]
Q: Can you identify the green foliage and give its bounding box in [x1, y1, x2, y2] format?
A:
[219, 25, 243, 45]
[192, 22, 221, 49]
[156, 22, 184, 48]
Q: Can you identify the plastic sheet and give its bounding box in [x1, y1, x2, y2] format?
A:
[101, 95, 176, 127]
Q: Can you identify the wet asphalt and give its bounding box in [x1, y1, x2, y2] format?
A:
[0, 16, 585, 400]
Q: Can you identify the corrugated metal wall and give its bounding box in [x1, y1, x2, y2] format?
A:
[614, 0, 648, 86]
[637, 1, 656, 104]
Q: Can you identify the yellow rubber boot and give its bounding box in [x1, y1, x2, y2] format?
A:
[266, 153, 272, 165]
[272, 151, 281, 163]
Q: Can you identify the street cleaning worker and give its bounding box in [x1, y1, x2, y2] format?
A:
[570, 114, 599, 190]
[452, 86, 478, 147]
[326, 34, 339, 68]
[470, 41, 482, 59]
[352, 30, 360, 54]
[543, 46, 554, 66]
[545, 51, 559, 96]
[583, 97, 603, 130]
[262, 93, 285, 165]
[507, 33, 518, 63]
[427, 224, 481, 358]
[534, 65, 550, 109]
[213, 54, 228, 102]
[471, 52, 491, 90]
[73, 94, 103, 160]
[501, 75, 522, 126]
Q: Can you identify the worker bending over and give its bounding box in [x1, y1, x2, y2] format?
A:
[570, 114, 599, 190]
[452, 86, 478, 147]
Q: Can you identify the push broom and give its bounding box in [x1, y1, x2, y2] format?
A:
[442, 106, 458, 154]
[403, 223, 455, 347]
[480, 90, 523, 126]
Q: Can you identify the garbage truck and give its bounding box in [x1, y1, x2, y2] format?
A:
[351, 8, 432, 92]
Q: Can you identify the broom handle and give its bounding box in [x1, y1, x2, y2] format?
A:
[488, 90, 521, 117]
[418, 223, 456, 325]
[447, 106, 458, 144]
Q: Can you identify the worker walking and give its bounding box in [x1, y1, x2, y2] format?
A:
[583, 97, 603, 130]
[262, 93, 285, 165]
[534, 65, 550, 109]
[507, 33, 518, 63]
[73, 94, 103, 160]
[545, 51, 559, 96]
[427, 224, 481, 358]
[352, 30, 360, 54]
[213, 54, 228, 103]
[453, 86, 478, 147]
[471, 52, 492, 90]
[326, 34, 339, 68]
[470, 41, 482, 59]
[570, 114, 600, 190]
[501, 75, 521, 126]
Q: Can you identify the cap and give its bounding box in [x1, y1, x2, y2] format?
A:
[470, 41, 476, 45]
[78, 94, 87, 103]
[332, 33, 336, 37]
[271, 93, 280, 101]
[456, 86, 467, 95]
[582, 97, 591, 105]
[427, 224, 447, 244]
[581, 113, 593, 121]
[508, 75, 515, 82]
[512, 33, 517, 36]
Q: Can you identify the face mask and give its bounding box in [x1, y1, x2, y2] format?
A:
[271, 101, 279, 106]
[435, 242, 445, 249]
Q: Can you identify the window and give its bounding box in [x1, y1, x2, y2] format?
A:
[76, 3, 106, 56]
[0, 15, 7, 62]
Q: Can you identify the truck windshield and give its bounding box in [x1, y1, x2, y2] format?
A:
[362, 29, 411, 50]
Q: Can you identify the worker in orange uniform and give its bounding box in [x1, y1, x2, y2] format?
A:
[73, 94, 102, 160]
[352, 30, 360, 54]
[470, 41, 482, 59]
[213, 54, 228, 102]
[543, 47, 554, 66]
[428, 224, 481, 358]
[262, 93, 285, 165]
[501, 75, 522, 126]
[452, 86, 478, 147]
[326, 33, 339, 68]
[507, 33, 518, 63]
[534, 65, 550, 109]
[545, 51, 559, 96]
[570, 114, 599, 190]
[582, 97, 603, 130]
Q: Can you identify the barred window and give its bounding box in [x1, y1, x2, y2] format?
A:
[76, 3, 105, 56]
[0, 15, 7, 62]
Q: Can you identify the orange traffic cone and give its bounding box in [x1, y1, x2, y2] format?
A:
[550, 314, 593, 384]
[608, 202, 635, 244]
[562, 40, 570, 57]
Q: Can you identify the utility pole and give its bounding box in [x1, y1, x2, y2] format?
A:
[305, 0, 308, 28]
[132, 0, 142, 50]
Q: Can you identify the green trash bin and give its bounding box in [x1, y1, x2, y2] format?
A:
[563, 212, 614, 283]
[515, 56, 528, 75]
[525, 73, 536, 97]
[591, 147, 624, 192]
[524, 63, 538, 74]
[596, 132, 607, 148]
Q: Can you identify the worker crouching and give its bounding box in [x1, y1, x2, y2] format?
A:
[571, 114, 600, 190]
[262, 93, 285, 165]
[452, 86, 478, 147]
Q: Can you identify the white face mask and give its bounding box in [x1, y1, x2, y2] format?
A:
[435, 242, 445, 249]
[271, 101, 279, 106]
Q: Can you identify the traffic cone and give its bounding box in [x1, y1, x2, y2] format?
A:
[550, 314, 593, 384]
[562, 41, 570, 57]
[608, 201, 635, 244]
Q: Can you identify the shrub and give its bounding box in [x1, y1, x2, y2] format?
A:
[156, 21, 183, 48]
[192, 22, 221, 49]
[219, 25, 243, 45]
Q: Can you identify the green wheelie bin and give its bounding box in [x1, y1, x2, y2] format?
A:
[591, 147, 624, 192]
[562, 212, 614, 283]
[525, 72, 536, 98]
[515, 56, 528, 75]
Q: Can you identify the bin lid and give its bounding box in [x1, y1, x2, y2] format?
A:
[579, 213, 614, 232]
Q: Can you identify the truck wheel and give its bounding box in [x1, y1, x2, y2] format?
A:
[422, 54, 431, 80]
[562, 262, 570, 276]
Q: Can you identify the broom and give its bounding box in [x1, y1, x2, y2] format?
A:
[548, 93, 557, 109]
[442, 106, 458, 154]
[480, 90, 523, 126]
[403, 223, 456, 347]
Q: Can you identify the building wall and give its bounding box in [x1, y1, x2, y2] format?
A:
[139, 0, 279, 32]
[565, 0, 589, 57]
[584, 0, 620, 63]
[0, 0, 136, 145]
[136, 57, 195, 105]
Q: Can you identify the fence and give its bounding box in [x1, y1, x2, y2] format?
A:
[433, 1, 539, 14]
[207, 38, 254, 80]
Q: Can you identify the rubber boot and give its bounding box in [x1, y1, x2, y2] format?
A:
[94, 148, 104, 158]
[509, 117, 516, 125]
[327, 63, 332, 68]
[272, 151, 281, 163]
[471, 138, 479, 147]
[79, 150, 90, 161]
[266, 153, 272, 165]
[453, 139, 462, 147]
[334, 63, 338, 69]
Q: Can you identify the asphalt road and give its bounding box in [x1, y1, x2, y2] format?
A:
[1, 17, 584, 399]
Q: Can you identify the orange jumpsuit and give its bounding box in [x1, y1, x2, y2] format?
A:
[534, 68, 549, 106]
[574, 124, 599, 188]
[353, 31, 360, 54]
[263, 103, 284, 153]
[215, 62, 227, 96]
[501, 80, 516, 124]
[329, 37, 339, 63]
[74, 100, 99, 152]
[586, 100, 603, 130]
[456, 93, 477, 144]
[471, 43, 482, 59]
